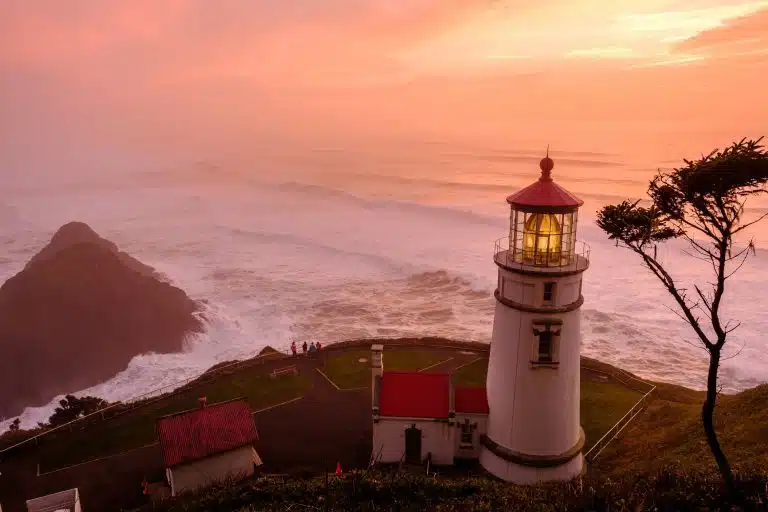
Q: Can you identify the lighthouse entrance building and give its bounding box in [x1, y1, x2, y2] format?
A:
[369, 154, 589, 485]
[370, 345, 490, 466]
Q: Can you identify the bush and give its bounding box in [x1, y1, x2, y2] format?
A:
[132, 468, 768, 511]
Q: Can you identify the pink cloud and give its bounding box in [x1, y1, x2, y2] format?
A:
[672, 7, 768, 56]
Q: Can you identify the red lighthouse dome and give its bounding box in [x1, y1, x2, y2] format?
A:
[506, 151, 583, 212]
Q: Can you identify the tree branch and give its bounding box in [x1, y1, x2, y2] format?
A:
[721, 342, 746, 361]
[723, 320, 741, 334]
[630, 243, 715, 349]
[725, 246, 752, 279]
[693, 285, 712, 311]
[733, 211, 768, 235]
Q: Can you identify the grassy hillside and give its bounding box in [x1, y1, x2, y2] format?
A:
[594, 383, 768, 476]
[3, 337, 767, 512]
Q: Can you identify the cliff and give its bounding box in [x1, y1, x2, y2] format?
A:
[0, 222, 203, 419]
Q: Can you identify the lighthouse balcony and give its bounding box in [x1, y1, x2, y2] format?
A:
[494, 237, 590, 274]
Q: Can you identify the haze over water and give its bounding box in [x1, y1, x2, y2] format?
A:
[1, 1, 767, 429]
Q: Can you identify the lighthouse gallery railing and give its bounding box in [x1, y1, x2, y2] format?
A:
[493, 237, 591, 271]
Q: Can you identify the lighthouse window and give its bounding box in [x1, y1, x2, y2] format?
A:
[543, 282, 555, 304]
[538, 332, 553, 362]
[532, 321, 562, 365]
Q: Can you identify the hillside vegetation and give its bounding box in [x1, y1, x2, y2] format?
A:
[134, 469, 768, 511]
[595, 383, 768, 476]
[137, 349, 768, 510]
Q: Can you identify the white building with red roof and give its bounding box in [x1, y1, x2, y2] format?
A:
[372, 154, 589, 484]
[371, 345, 489, 466]
[156, 398, 263, 496]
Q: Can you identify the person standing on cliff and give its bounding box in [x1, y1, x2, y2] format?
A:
[291, 341, 297, 357]
[302, 341, 308, 355]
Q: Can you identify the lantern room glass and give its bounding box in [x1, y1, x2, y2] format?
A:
[509, 209, 578, 266]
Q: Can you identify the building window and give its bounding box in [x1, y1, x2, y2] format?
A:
[578, 278, 583, 297]
[532, 320, 563, 365]
[543, 282, 555, 304]
[459, 419, 476, 447]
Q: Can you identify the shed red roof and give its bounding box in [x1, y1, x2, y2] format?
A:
[454, 387, 489, 414]
[379, 372, 450, 418]
[156, 399, 259, 467]
[506, 158, 583, 210]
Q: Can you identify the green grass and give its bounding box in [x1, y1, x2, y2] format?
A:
[454, 357, 487, 387]
[323, 349, 448, 389]
[40, 368, 310, 470]
[580, 379, 643, 450]
[595, 384, 768, 476]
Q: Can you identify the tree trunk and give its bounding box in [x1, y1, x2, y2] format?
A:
[702, 348, 737, 501]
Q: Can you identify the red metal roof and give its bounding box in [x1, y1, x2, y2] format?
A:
[156, 399, 259, 467]
[454, 387, 489, 414]
[379, 372, 450, 419]
[506, 158, 583, 210]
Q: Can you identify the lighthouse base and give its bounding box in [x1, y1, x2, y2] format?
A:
[478, 434, 584, 485]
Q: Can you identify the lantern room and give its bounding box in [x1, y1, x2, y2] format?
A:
[503, 154, 584, 267]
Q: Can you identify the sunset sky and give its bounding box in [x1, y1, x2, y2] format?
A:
[1, 1, 766, 174]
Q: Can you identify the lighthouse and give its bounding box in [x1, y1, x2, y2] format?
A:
[479, 153, 590, 484]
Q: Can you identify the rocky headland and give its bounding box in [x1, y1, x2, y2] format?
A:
[0, 222, 203, 419]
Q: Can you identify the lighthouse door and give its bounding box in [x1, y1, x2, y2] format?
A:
[404, 425, 422, 464]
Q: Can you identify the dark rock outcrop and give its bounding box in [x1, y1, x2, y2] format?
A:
[0, 222, 203, 420]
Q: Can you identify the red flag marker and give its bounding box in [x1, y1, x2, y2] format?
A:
[335, 462, 343, 475]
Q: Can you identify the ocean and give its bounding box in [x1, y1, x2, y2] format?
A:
[1, 139, 767, 431]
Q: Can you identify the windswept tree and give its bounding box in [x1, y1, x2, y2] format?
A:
[596, 137, 768, 498]
[41, 394, 109, 428]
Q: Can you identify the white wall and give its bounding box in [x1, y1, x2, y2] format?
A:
[373, 418, 456, 465]
[498, 269, 582, 308]
[480, 450, 584, 485]
[170, 445, 256, 496]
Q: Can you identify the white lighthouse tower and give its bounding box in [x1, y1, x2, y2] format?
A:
[479, 152, 589, 484]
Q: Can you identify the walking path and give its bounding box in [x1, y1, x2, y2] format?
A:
[254, 357, 371, 474]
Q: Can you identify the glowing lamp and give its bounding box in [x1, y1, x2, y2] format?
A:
[522, 213, 562, 263]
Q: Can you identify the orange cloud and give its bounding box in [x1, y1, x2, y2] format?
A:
[672, 7, 768, 56]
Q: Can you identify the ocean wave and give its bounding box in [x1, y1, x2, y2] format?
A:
[269, 181, 507, 227]
[220, 225, 417, 275]
[266, 179, 657, 222]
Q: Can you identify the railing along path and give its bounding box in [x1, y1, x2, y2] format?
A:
[583, 367, 657, 463]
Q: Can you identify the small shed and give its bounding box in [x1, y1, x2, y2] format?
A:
[26, 488, 81, 512]
[156, 398, 263, 496]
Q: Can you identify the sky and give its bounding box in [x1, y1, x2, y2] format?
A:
[1, 0, 767, 177]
